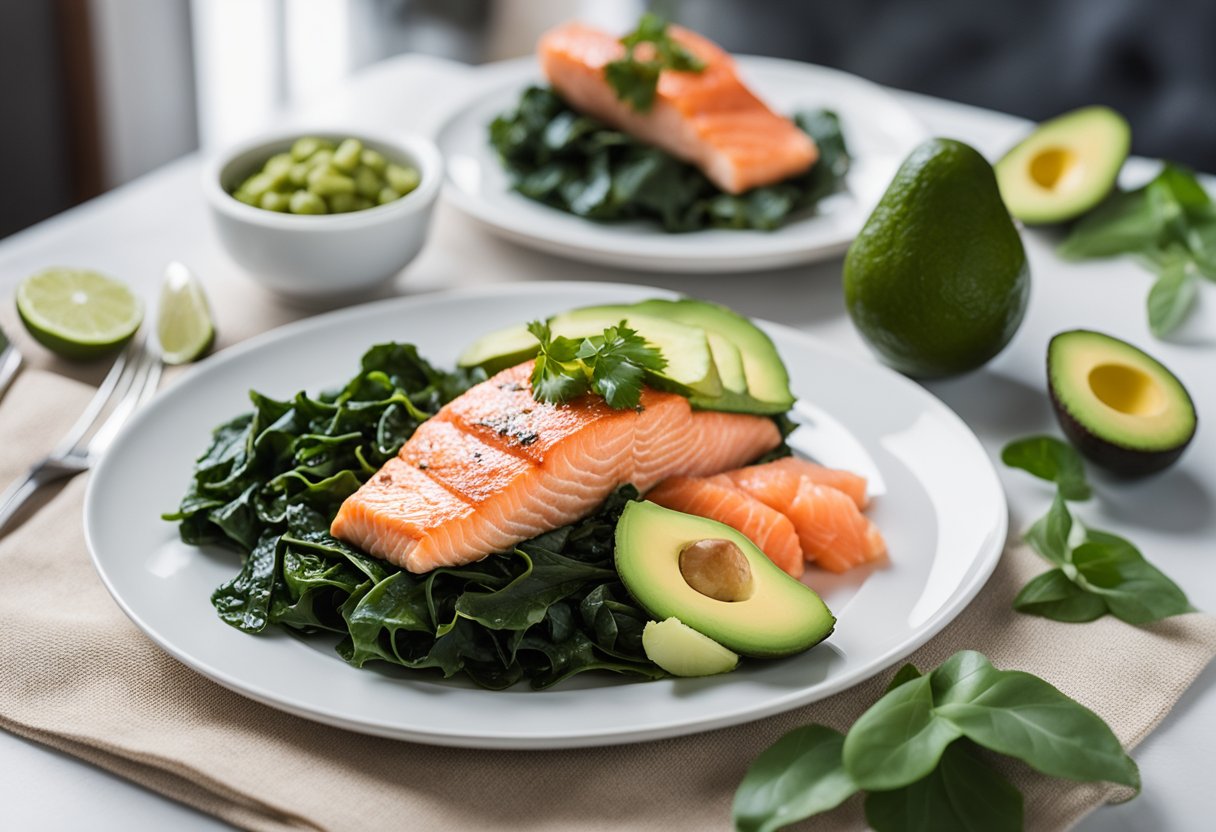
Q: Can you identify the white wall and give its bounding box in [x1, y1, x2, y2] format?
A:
[88, 0, 198, 187]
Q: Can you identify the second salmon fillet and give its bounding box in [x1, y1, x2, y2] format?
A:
[331, 362, 781, 573]
[538, 21, 818, 194]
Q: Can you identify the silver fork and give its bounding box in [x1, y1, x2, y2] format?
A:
[0, 338, 162, 535]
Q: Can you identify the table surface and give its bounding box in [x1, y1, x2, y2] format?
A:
[1, 54, 1212, 832]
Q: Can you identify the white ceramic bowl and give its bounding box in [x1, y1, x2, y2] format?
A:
[204, 129, 442, 302]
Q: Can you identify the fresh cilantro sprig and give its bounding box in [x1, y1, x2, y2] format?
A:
[1059, 163, 1216, 337]
[1001, 435, 1192, 623]
[604, 13, 706, 112]
[528, 319, 667, 409]
[733, 651, 1138, 832]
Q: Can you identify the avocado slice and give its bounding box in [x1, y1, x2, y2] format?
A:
[642, 618, 740, 677]
[632, 298, 795, 413]
[458, 308, 722, 398]
[1048, 330, 1196, 477]
[615, 501, 835, 658]
[995, 106, 1131, 225]
[549, 301, 780, 414]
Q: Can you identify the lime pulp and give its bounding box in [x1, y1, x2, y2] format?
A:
[157, 262, 215, 365]
[16, 268, 143, 360]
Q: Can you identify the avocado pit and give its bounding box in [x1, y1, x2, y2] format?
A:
[678, 538, 754, 602]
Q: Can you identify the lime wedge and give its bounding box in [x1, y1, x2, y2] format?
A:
[16, 268, 143, 360]
[157, 262, 215, 365]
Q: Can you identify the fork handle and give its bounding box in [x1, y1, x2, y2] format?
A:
[0, 462, 83, 536]
[0, 474, 42, 535]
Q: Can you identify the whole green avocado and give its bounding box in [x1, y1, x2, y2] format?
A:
[843, 138, 1030, 378]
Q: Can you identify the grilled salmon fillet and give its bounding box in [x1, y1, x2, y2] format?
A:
[538, 21, 818, 194]
[331, 362, 781, 573]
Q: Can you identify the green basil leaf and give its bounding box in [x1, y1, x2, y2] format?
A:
[1071, 531, 1192, 624]
[842, 673, 962, 790]
[929, 650, 1002, 706]
[1000, 435, 1091, 500]
[935, 668, 1140, 789]
[1058, 186, 1164, 260]
[864, 741, 1023, 832]
[1012, 569, 1108, 622]
[732, 725, 858, 832]
[1147, 256, 1199, 337]
[1024, 492, 1074, 565]
[885, 663, 923, 693]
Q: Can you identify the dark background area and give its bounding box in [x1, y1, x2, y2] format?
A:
[676, 0, 1216, 172]
[3, 0, 1214, 241]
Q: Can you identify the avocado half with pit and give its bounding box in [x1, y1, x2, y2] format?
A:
[615, 501, 835, 658]
[1048, 330, 1196, 477]
[995, 106, 1131, 225]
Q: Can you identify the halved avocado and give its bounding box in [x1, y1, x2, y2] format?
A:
[458, 308, 722, 398]
[615, 501, 835, 658]
[995, 106, 1131, 225]
[632, 298, 795, 413]
[1048, 330, 1196, 477]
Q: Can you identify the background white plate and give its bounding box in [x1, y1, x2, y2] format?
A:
[435, 57, 928, 273]
[85, 283, 1006, 749]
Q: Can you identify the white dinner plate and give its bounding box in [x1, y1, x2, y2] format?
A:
[435, 57, 928, 273]
[85, 283, 1006, 749]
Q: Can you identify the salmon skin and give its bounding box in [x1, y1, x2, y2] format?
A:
[331, 362, 781, 573]
[538, 21, 818, 194]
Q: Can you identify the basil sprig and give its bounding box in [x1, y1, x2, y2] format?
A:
[733, 651, 1137, 832]
[1059, 163, 1216, 337]
[1002, 435, 1192, 623]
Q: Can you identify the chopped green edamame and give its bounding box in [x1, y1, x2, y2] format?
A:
[231, 136, 421, 215]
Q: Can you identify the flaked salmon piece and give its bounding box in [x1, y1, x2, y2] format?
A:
[784, 481, 887, 573]
[330, 362, 781, 573]
[538, 21, 818, 194]
[647, 475, 804, 578]
[727, 457, 869, 510]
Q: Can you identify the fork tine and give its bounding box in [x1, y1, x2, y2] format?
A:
[85, 342, 161, 462]
[50, 339, 139, 457]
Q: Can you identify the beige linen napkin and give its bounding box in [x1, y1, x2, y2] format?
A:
[2, 370, 1215, 832]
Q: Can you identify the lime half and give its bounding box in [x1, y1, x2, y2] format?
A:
[157, 262, 215, 365]
[16, 268, 143, 360]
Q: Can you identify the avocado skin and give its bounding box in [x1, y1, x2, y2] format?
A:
[1046, 331, 1197, 478]
[844, 138, 1030, 378]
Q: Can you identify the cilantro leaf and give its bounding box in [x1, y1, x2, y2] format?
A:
[605, 13, 706, 113]
[527, 320, 666, 409]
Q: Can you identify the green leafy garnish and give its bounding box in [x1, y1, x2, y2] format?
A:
[733, 651, 1136, 831]
[1000, 435, 1091, 500]
[1060, 163, 1216, 337]
[1001, 434, 1192, 624]
[604, 13, 705, 112]
[528, 319, 667, 409]
[489, 86, 850, 232]
[165, 343, 667, 690]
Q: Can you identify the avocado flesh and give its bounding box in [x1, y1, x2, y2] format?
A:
[642, 617, 740, 677]
[457, 308, 722, 398]
[843, 138, 1030, 378]
[996, 106, 1131, 225]
[614, 501, 835, 658]
[1048, 330, 1196, 477]
[632, 298, 795, 413]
